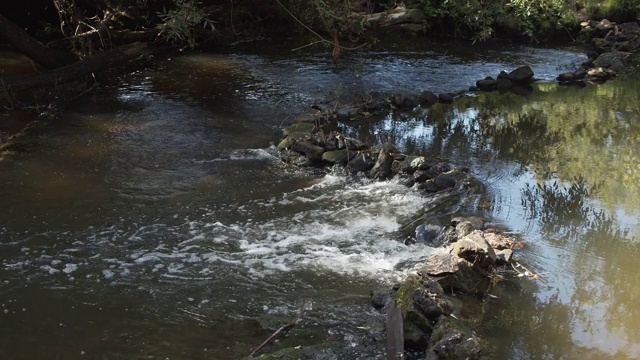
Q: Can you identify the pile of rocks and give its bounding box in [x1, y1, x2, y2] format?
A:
[374, 216, 520, 359]
[277, 122, 466, 194]
[472, 65, 535, 95]
[558, 19, 640, 85]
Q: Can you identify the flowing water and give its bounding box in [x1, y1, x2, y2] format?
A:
[1, 38, 639, 359]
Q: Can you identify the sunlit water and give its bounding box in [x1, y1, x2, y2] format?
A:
[2, 38, 639, 359]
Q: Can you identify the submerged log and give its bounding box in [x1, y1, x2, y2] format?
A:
[1, 42, 148, 91]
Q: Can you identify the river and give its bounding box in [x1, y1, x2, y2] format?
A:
[1, 38, 639, 359]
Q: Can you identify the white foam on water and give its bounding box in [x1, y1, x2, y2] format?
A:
[2, 172, 442, 285]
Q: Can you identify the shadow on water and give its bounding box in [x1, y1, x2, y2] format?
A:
[1, 40, 639, 359]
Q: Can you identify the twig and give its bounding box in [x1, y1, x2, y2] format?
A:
[248, 302, 311, 357]
[511, 260, 547, 285]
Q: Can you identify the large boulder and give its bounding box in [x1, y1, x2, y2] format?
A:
[321, 149, 355, 164]
[593, 51, 629, 73]
[291, 140, 325, 162]
[348, 151, 376, 173]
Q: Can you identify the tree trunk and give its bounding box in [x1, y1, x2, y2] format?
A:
[2, 42, 147, 91]
[0, 14, 78, 69]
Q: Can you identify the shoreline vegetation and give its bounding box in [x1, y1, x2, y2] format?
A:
[1, 1, 640, 359]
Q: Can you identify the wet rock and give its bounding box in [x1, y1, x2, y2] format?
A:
[413, 169, 432, 183]
[392, 94, 404, 107]
[323, 133, 339, 151]
[412, 279, 453, 320]
[395, 275, 436, 351]
[336, 105, 358, 120]
[280, 150, 312, 167]
[415, 224, 442, 245]
[417, 173, 457, 193]
[593, 51, 629, 73]
[475, 77, 497, 91]
[420, 90, 439, 105]
[370, 142, 396, 179]
[454, 230, 497, 269]
[291, 140, 325, 162]
[371, 287, 393, 310]
[402, 94, 420, 110]
[244, 342, 342, 360]
[348, 151, 376, 173]
[501, 66, 534, 84]
[365, 98, 389, 112]
[282, 122, 315, 136]
[592, 37, 613, 53]
[277, 132, 312, 151]
[425, 316, 482, 360]
[495, 249, 513, 265]
[321, 149, 354, 164]
[438, 93, 455, 104]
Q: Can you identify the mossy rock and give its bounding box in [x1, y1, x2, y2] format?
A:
[283, 122, 315, 137]
[321, 149, 353, 164]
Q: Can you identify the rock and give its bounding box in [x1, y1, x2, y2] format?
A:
[593, 51, 629, 73]
[482, 231, 515, 250]
[409, 156, 430, 171]
[594, 19, 614, 37]
[592, 37, 612, 53]
[321, 149, 354, 164]
[502, 66, 534, 84]
[438, 93, 455, 104]
[293, 113, 320, 123]
[455, 221, 475, 240]
[280, 150, 311, 167]
[348, 151, 376, 173]
[415, 224, 442, 245]
[419, 252, 491, 294]
[339, 136, 367, 151]
[369, 142, 396, 179]
[392, 94, 404, 107]
[323, 133, 339, 151]
[365, 98, 389, 112]
[417, 173, 457, 193]
[420, 90, 439, 105]
[495, 249, 513, 265]
[402, 94, 420, 109]
[475, 77, 497, 91]
[454, 231, 497, 269]
[395, 275, 436, 351]
[496, 78, 512, 92]
[282, 122, 315, 136]
[413, 169, 431, 183]
[291, 140, 326, 162]
[425, 316, 482, 360]
[336, 105, 357, 120]
[412, 279, 453, 320]
[451, 216, 484, 230]
[371, 287, 393, 309]
[588, 66, 615, 79]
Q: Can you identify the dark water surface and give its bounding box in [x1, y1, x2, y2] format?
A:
[1, 38, 639, 359]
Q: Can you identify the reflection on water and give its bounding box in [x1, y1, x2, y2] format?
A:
[1, 41, 639, 359]
[364, 79, 640, 358]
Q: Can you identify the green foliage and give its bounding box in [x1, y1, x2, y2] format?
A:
[156, 0, 215, 48]
[580, 0, 640, 22]
[424, 0, 577, 41]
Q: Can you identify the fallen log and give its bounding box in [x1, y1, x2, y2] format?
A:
[1, 42, 148, 92]
[0, 14, 78, 69]
[352, 5, 426, 31]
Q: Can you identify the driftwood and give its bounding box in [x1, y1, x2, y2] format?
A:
[0, 14, 78, 69]
[248, 302, 310, 357]
[352, 5, 426, 31]
[1, 42, 148, 92]
[386, 300, 404, 360]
